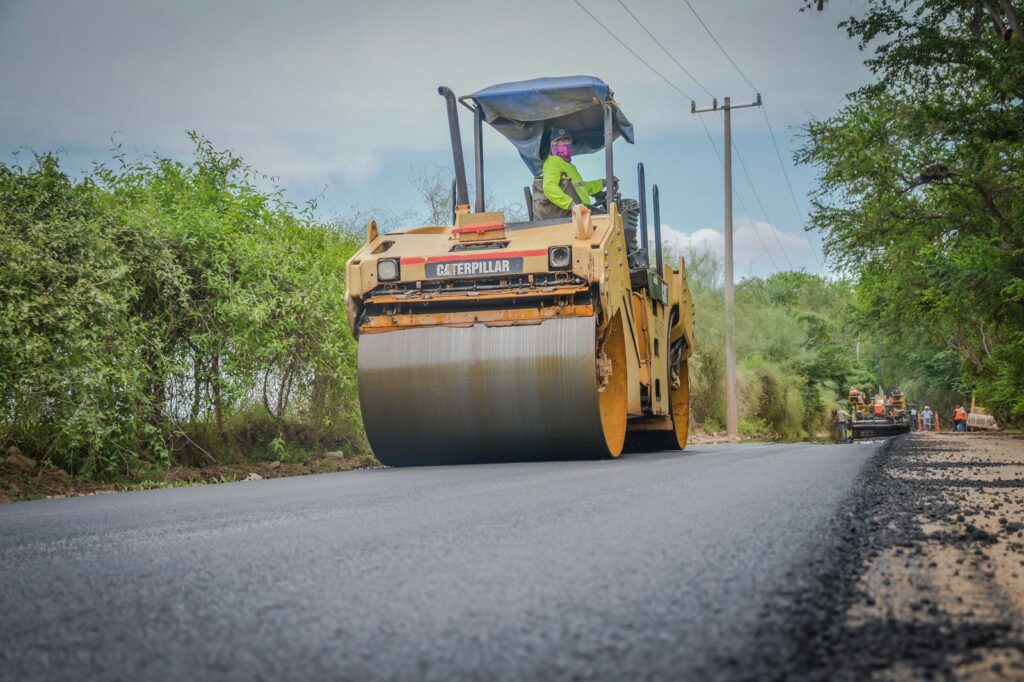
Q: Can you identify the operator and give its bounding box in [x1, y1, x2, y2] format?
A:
[532, 127, 641, 265]
[533, 128, 608, 220]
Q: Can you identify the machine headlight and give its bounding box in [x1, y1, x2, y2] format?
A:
[548, 245, 572, 270]
[377, 258, 400, 281]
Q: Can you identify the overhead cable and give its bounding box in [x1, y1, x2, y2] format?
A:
[695, 113, 780, 271]
[616, 0, 714, 98]
[603, 0, 782, 270]
[682, 0, 759, 92]
[680, 0, 827, 273]
[572, 0, 694, 100]
[732, 138, 795, 269]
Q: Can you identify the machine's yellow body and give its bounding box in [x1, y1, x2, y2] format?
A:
[345, 77, 694, 465]
[345, 203, 694, 465]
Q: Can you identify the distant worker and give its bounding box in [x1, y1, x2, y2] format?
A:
[922, 406, 934, 432]
[835, 408, 850, 444]
[953, 404, 968, 432]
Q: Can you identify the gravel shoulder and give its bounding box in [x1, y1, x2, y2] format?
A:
[751, 433, 1024, 679]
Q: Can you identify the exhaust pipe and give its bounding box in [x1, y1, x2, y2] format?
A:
[653, 184, 664, 277]
[637, 163, 649, 257]
[438, 86, 470, 209]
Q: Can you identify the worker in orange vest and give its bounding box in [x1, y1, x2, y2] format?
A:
[953, 404, 968, 432]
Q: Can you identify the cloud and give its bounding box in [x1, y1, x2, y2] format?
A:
[0, 0, 871, 188]
[660, 218, 819, 276]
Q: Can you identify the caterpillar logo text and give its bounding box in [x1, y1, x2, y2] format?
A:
[426, 258, 524, 279]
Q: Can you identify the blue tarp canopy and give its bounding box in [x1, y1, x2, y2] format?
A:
[468, 75, 634, 176]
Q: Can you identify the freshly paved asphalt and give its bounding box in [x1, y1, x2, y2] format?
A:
[0, 442, 877, 681]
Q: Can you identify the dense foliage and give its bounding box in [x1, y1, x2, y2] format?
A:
[801, 0, 1024, 422]
[681, 250, 870, 439]
[1, 138, 366, 478]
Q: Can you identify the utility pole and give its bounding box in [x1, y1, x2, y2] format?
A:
[692, 93, 762, 440]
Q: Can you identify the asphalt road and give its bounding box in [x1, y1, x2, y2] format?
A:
[0, 442, 877, 681]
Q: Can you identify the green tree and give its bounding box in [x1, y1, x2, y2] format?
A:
[1, 138, 367, 478]
[679, 247, 861, 439]
[801, 0, 1024, 420]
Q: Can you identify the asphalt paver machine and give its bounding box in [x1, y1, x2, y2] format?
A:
[846, 387, 913, 440]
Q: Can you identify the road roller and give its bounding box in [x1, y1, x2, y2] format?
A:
[344, 76, 695, 465]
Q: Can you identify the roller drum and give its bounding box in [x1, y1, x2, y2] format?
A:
[358, 316, 619, 466]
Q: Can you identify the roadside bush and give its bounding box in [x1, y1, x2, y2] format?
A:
[677, 248, 861, 440]
[0, 139, 367, 479]
[740, 356, 807, 440]
[0, 155, 163, 476]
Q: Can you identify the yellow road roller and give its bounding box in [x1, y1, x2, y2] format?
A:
[344, 76, 695, 465]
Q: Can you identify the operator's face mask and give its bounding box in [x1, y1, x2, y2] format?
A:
[551, 139, 573, 162]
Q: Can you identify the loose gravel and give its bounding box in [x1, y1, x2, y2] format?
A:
[735, 433, 1024, 680]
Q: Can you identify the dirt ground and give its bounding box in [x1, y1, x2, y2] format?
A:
[0, 447, 379, 503]
[0, 423, 781, 503]
[849, 433, 1024, 679]
[740, 432, 1024, 680]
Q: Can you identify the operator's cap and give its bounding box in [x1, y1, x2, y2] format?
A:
[549, 127, 573, 143]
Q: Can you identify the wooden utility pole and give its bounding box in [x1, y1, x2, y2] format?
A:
[692, 94, 762, 439]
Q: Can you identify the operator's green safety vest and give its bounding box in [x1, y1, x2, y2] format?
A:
[542, 155, 605, 210]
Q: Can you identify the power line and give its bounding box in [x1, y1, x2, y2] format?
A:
[607, 0, 782, 271]
[680, 0, 827, 274]
[695, 113, 780, 271]
[571, 0, 693, 100]
[732, 137, 794, 269]
[616, 0, 714, 98]
[682, 0, 758, 92]
[704, 111, 781, 272]
[761, 106, 823, 270]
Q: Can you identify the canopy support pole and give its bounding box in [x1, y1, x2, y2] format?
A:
[473, 106, 485, 213]
[637, 162, 649, 263]
[604, 102, 614, 205]
[653, 184, 664, 278]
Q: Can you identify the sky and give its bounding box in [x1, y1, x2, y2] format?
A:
[0, 0, 872, 277]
